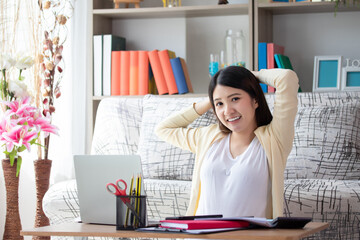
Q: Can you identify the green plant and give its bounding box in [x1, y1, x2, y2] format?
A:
[334, 0, 360, 15]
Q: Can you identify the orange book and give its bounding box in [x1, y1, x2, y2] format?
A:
[129, 51, 139, 95]
[111, 51, 121, 95]
[179, 58, 193, 93]
[120, 51, 130, 95]
[158, 49, 178, 95]
[138, 51, 149, 95]
[148, 50, 168, 95]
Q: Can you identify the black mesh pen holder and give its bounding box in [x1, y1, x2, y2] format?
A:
[116, 195, 147, 230]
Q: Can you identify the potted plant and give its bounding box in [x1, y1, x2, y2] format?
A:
[0, 52, 58, 240]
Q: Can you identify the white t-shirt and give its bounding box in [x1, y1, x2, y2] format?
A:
[196, 134, 270, 218]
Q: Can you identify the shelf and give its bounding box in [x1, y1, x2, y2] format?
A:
[257, 1, 360, 14]
[93, 4, 248, 19]
[92, 93, 208, 101]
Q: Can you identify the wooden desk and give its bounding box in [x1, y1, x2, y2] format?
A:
[21, 222, 329, 240]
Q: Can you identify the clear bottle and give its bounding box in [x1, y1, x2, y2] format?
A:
[220, 50, 225, 69]
[233, 30, 246, 67]
[224, 29, 234, 67]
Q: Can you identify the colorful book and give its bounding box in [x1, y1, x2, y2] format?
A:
[159, 220, 249, 230]
[274, 54, 293, 70]
[170, 57, 189, 94]
[102, 34, 126, 96]
[158, 49, 178, 95]
[267, 43, 285, 69]
[129, 51, 139, 95]
[111, 51, 121, 95]
[93, 35, 103, 96]
[138, 51, 149, 95]
[179, 58, 193, 93]
[274, 54, 302, 92]
[120, 51, 130, 95]
[267, 43, 284, 93]
[258, 42, 268, 93]
[148, 50, 168, 95]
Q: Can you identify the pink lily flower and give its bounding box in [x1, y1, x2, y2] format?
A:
[3, 97, 33, 117]
[2, 124, 38, 152]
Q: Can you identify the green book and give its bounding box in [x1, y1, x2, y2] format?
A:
[274, 54, 302, 92]
[274, 54, 293, 70]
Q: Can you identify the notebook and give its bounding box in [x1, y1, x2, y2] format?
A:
[74, 155, 144, 225]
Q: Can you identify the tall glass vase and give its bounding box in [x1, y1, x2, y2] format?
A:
[33, 159, 52, 240]
[2, 159, 24, 240]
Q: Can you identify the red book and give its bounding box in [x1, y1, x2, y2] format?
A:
[111, 51, 121, 95]
[267, 43, 284, 93]
[138, 51, 149, 95]
[159, 220, 249, 230]
[148, 50, 168, 95]
[158, 49, 178, 95]
[120, 51, 130, 95]
[267, 43, 284, 69]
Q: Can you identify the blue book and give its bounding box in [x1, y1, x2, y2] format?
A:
[258, 42, 268, 93]
[170, 57, 189, 94]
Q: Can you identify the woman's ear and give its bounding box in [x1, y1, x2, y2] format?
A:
[253, 98, 259, 109]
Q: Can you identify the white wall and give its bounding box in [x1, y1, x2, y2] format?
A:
[273, 11, 360, 92]
[186, 15, 249, 93]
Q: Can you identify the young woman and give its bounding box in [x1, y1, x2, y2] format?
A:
[155, 66, 299, 219]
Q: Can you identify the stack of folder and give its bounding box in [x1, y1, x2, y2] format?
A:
[137, 215, 312, 234]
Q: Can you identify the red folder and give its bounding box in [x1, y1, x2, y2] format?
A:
[159, 220, 249, 230]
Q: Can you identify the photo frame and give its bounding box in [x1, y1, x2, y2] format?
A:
[313, 56, 342, 92]
[341, 66, 360, 91]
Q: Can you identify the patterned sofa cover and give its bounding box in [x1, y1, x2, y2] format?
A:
[43, 92, 360, 240]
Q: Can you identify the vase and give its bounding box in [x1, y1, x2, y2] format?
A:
[33, 159, 52, 240]
[2, 159, 24, 240]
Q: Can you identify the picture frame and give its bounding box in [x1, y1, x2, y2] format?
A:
[341, 66, 360, 91]
[313, 56, 342, 92]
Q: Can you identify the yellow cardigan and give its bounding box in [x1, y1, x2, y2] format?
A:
[155, 69, 299, 218]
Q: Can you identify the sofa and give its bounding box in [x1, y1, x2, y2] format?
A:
[43, 91, 360, 240]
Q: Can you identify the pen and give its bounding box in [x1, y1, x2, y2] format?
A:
[135, 174, 142, 227]
[125, 175, 134, 228]
[165, 214, 223, 220]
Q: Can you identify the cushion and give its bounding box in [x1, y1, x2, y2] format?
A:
[137, 95, 217, 180]
[91, 98, 143, 155]
[285, 102, 360, 180]
[144, 179, 191, 220]
[283, 178, 360, 239]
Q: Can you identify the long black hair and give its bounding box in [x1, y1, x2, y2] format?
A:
[208, 66, 273, 133]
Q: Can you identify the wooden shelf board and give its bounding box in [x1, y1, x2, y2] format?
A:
[93, 4, 248, 19]
[257, 1, 360, 14]
[93, 93, 208, 101]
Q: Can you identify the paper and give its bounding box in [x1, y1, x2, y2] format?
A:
[136, 227, 246, 234]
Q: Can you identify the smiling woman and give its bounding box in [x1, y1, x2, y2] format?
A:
[155, 66, 299, 219]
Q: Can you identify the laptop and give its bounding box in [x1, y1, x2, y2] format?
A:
[74, 155, 144, 225]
